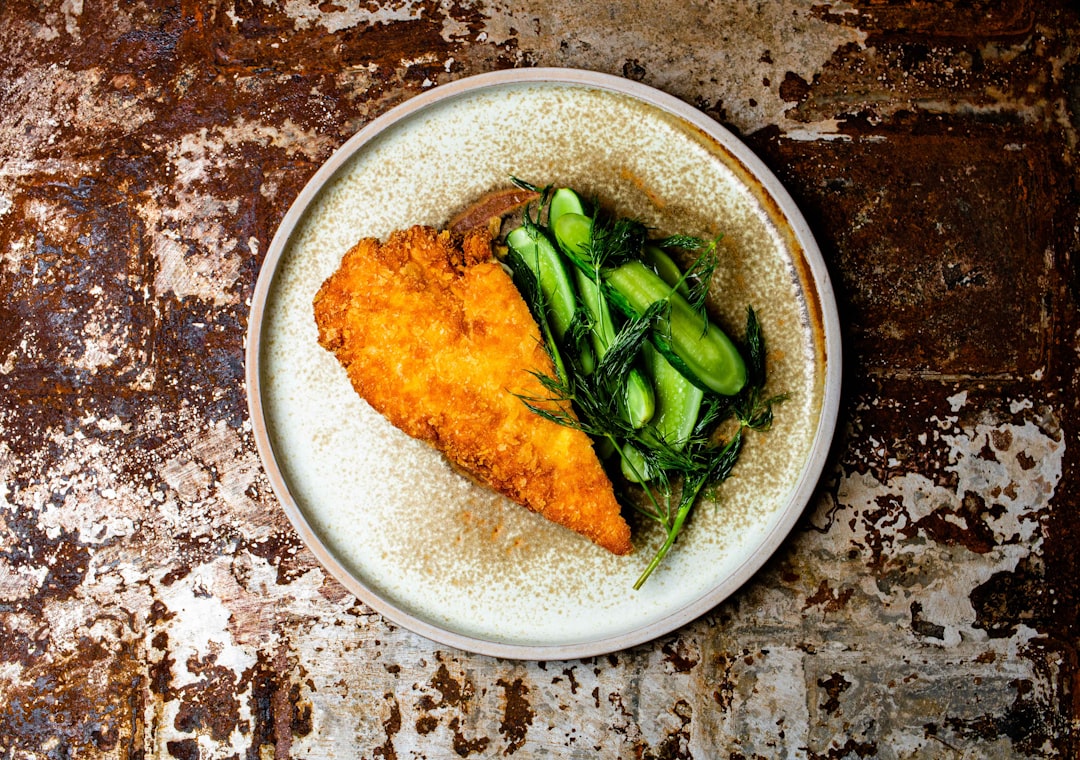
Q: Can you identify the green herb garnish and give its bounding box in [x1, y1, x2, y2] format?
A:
[503, 185, 783, 588]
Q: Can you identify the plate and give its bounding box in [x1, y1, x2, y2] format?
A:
[245, 68, 841, 659]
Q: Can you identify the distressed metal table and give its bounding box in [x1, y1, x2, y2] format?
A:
[1, 2, 1077, 758]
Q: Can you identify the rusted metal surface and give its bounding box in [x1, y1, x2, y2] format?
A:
[0, 0, 1077, 757]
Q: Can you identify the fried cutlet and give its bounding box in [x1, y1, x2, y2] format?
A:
[313, 225, 632, 555]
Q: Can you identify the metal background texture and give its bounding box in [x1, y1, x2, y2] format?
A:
[0, 1, 1077, 757]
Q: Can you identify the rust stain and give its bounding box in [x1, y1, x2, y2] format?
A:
[448, 716, 491, 756]
[420, 662, 475, 711]
[497, 677, 533, 755]
[247, 641, 313, 759]
[911, 601, 947, 640]
[0, 0, 1077, 757]
[761, 132, 1054, 380]
[661, 638, 700, 674]
[557, 665, 581, 694]
[166, 738, 198, 760]
[816, 0, 1036, 42]
[779, 71, 812, 103]
[906, 491, 999, 555]
[802, 579, 855, 614]
[817, 672, 852, 716]
[711, 652, 738, 713]
[807, 738, 879, 760]
[642, 699, 693, 760]
[173, 661, 243, 742]
[374, 692, 402, 760]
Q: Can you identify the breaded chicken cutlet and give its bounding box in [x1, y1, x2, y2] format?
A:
[313, 225, 632, 555]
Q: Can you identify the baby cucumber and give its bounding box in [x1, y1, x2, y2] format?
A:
[620, 443, 653, 483]
[506, 225, 578, 343]
[622, 368, 656, 430]
[549, 187, 587, 224]
[574, 268, 615, 364]
[622, 347, 703, 482]
[644, 245, 690, 297]
[563, 204, 654, 430]
[552, 212, 594, 270]
[644, 344, 703, 451]
[604, 260, 747, 397]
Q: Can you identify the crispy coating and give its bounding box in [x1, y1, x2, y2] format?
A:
[313, 225, 632, 555]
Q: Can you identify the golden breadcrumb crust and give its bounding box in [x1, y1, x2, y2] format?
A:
[313, 225, 632, 555]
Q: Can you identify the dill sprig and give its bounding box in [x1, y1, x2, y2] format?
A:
[629, 306, 783, 589]
[502, 182, 783, 589]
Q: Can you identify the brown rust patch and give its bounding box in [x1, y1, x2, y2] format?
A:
[173, 660, 243, 742]
[642, 699, 693, 760]
[448, 716, 491, 757]
[803, 579, 855, 614]
[374, 692, 402, 760]
[247, 642, 313, 759]
[177, 5, 468, 79]
[859, 493, 907, 570]
[245, 529, 316, 586]
[940, 677, 1056, 755]
[779, 71, 812, 103]
[906, 491, 999, 555]
[712, 651, 738, 712]
[778, 28, 1054, 129]
[415, 713, 438, 734]
[419, 663, 475, 711]
[0, 175, 154, 395]
[969, 556, 1052, 639]
[167, 738, 199, 760]
[557, 666, 581, 694]
[497, 677, 533, 755]
[760, 132, 1053, 379]
[807, 737, 879, 760]
[817, 672, 852, 716]
[910, 601, 947, 640]
[661, 638, 700, 673]
[0, 634, 144, 757]
[817, 0, 1036, 42]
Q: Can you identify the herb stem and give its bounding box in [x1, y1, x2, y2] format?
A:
[607, 433, 667, 520]
[632, 478, 703, 590]
[632, 425, 744, 590]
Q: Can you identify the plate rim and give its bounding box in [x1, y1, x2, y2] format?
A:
[244, 67, 843, 660]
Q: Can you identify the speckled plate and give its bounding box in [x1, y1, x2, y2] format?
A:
[245, 68, 841, 659]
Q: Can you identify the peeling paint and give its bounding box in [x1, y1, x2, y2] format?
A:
[473, 0, 869, 137]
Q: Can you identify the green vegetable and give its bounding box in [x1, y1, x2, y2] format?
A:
[552, 211, 593, 260]
[553, 211, 745, 396]
[549, 186, 587, 223]
[604, 260, 746, 396]
[506, 225, 577, 343]
[644, 343, 703, 452]
[644, 244, 690, 296]
[622, 371, 655, 429]
[503, 180, 782, 589]
[620, 443, 653, 483]
[556, 195, 654, 430]
[574, 269, 614, 360]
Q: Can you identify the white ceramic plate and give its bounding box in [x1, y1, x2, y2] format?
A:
[246, 68, 841, 659]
